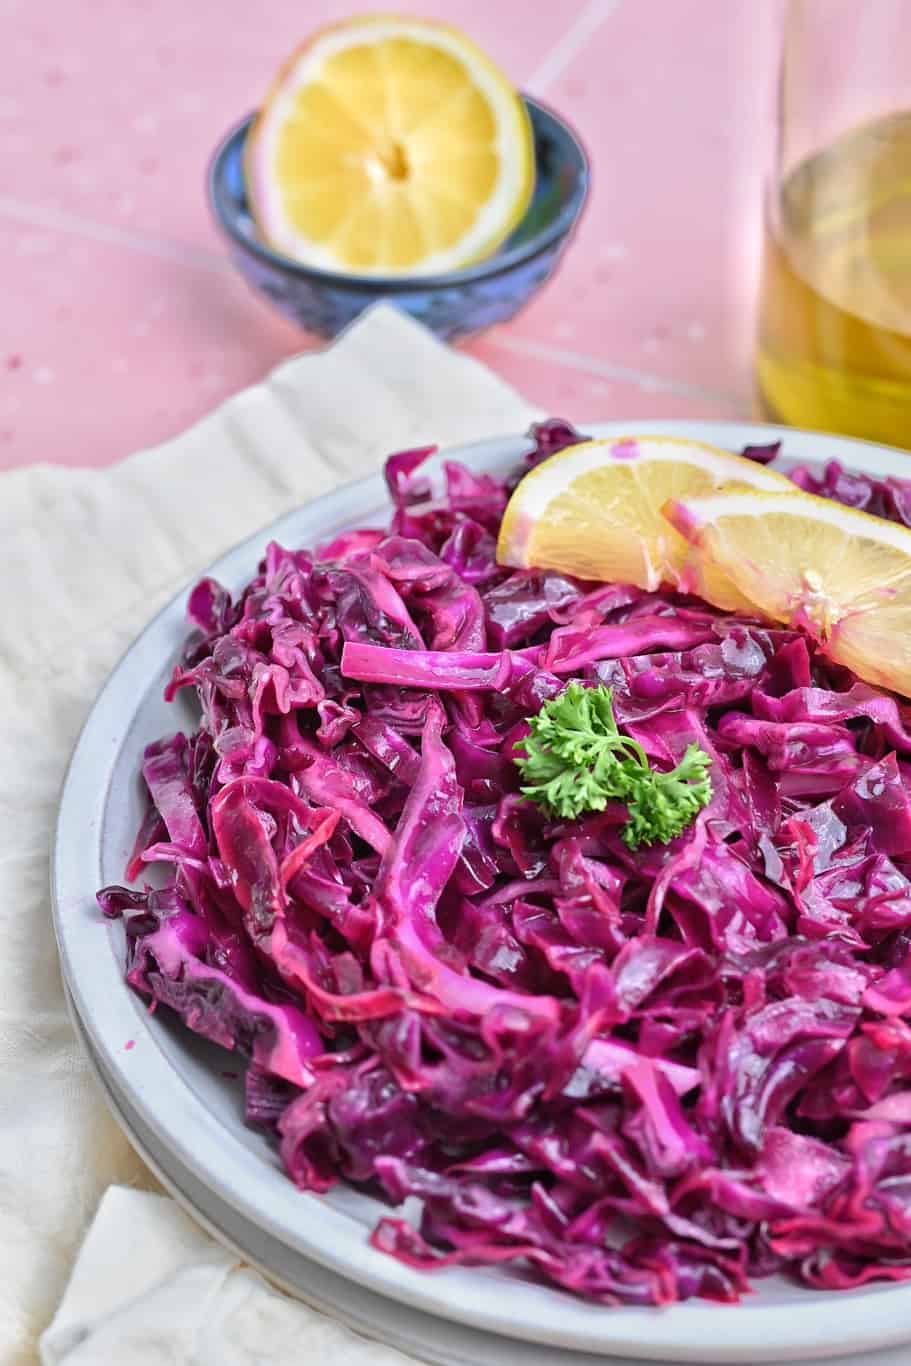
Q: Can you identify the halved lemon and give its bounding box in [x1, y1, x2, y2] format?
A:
[245, 15, 534, 276]
[496, 437, 795, 591]
[665, 489, 911, 694]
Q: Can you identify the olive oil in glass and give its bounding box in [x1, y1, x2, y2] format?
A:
[757, 110, 911, 447]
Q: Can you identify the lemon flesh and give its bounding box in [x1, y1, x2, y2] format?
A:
[666, 489, 911, 695]
[246, 16, 534, 277]
[497, 437, 795, 593]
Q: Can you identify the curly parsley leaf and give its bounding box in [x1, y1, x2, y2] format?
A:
[514, 682, 712, 848]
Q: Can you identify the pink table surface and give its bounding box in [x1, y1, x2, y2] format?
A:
[0, 0, 781, 472]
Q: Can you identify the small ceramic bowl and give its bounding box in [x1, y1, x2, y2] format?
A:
[207, 97, 589, 342]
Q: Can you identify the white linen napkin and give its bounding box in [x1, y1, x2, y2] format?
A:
[40, 1188, 416, 1366]
[0, 303, 538, 1366]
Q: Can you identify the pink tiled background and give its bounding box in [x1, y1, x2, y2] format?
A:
[0, 0, 782, 471]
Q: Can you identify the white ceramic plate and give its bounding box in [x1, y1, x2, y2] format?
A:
[52, 421, 911, 1363]
[69, 1009, 911, 1366]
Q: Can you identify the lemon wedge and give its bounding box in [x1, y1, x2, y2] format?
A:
[245, 15, 534, 276]
[665, 489, 911, 694]
[496, 437, 795, 591]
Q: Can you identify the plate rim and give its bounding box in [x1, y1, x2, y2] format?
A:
[52, 419, 911, 1362]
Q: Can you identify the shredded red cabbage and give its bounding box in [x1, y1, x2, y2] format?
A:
[788, 457, 911, 527]
[98, 420, 911, 1305]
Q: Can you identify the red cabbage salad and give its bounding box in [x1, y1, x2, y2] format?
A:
[100, 421, 911, 1306]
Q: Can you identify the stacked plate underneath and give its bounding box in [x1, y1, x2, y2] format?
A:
[53, 423, 911, 1366]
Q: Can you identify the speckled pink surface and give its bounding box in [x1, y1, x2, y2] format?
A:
[0, 0, 780, 471]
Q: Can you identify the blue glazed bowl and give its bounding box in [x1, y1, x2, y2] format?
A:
[207, 97, 589, 342]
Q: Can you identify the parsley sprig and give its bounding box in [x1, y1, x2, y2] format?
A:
[514, 682, 712, 848]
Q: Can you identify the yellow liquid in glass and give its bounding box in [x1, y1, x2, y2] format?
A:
[757, 111, 911, 448]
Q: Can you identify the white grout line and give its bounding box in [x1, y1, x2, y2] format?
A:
[524, 0, 623, 97]
[486, 333, 744, 408]
[0, 191, 745, 413]
[0, 195, 231, 274]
